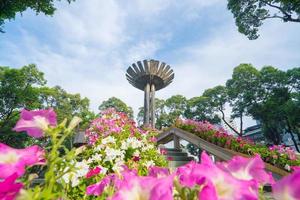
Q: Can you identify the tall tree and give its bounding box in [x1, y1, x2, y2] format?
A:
[228, 0, 300, 39]
[248, 66, 300, 151]
[164, 95, 187, 126]
[98, 97, 133, 118]
[184, 96, 220, 124]
[0, 64, 46, 147]
[38, 86, 94, 128]
[226, 64, 260, 136]
[0, 0, 75, 32]
[202, 85, 239, 133]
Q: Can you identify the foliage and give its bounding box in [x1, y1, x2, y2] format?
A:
[184, 96, 220, 124]
[64, 108, 167, 199]
[2, 109, 300, 200]
[0, 65, 94, 148]
[0, 0, 75, 33]
[226, 63, 260, 136]
[175, 118, 300, 171]
[98, 97, 133, 119]
[0, 65, 46, 147]
[227, 0, 300, 39]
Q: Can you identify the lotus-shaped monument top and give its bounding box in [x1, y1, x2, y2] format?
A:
[126, 59, 174, 91]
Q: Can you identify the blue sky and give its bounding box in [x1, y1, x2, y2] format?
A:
[1, 0, 300, 129]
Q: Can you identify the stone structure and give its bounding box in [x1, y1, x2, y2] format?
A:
[126, 59, 174, 127]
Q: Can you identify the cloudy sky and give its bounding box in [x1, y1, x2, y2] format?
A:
[1, 0, 300, 128]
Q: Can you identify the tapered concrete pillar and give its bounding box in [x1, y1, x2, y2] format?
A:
[150, 84, 156, 128]
[144, 83, 150, 126]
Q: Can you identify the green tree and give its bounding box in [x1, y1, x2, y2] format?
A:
[38, 86, 94, 128]
[98, 97, 133, 118]
[136, 98, 168, 129]
[184, 96, 220, 124]
[226, 64, 260, 136]
[247, 66, 300, 151]
[202, 85, 240, 133]
[0, 0, 75, 32]
[0, 64, 46, 147]
[164, 95, 187, 126]
[227, 0, 300, 39]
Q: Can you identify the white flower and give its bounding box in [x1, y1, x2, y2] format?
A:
[87, 158, 94, 164]
[122, 137, 143, 149]
[61, 171, 81, 187]
[284, 164, 291, 171]
[144, 160, 155, 168]
[101, 136, 116, 145]
[75, 160, 90, 177]
[104, 147, 124, 162]
[94, 144, 104, 152]
[142, 144, 154, 151]
[112, 159, 125, 172]
[101, 167, 108, 175]
[133, 150, 140, 157]
[92, 153, 102, 161]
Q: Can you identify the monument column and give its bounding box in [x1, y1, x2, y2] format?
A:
[126, 59, 174, 128]
[144, 83, 150, 126]
[150, 84, 155, 128]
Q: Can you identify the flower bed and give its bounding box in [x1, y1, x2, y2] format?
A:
[174, 119, 300, 172]
[1, 108, 300, 200]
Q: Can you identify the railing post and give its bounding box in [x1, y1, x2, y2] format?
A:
[173, 134, 180, 149]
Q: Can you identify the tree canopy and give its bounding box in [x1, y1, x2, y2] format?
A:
[98, 97, 133, 119]
[227, 0, 300, 39]
[0, 0, 74, 32]
[0, 65, 94, 147]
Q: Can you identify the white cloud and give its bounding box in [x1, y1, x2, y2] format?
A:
[0, 0, 299, 129]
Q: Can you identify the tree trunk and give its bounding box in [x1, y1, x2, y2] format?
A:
[239, 113, 243, 137]
[285, 119, 300, 152]
[219, 108, 240, 135]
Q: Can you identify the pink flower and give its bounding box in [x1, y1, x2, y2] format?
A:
[0, 173, 23, 200]
[0, 143, 45, 179]
[13, 109, 57, 138]
[272, 170, 300, 200]
[111, 175, 174, 200]
[291, 166, 300, 172]
[218, 154, 274, 185]
[160, 149, 167, 155]
[86, 175, 111, 196]
[149, 137, 157, 143]
[86, 167, 102, 179]
[192, 152, 258, 200]
[148, 166, 170, 178]
[176, 161, 199, 187]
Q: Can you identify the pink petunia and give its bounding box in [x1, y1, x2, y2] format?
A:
[86, 167, 102, 179]
[13, 108, 57, 138]
[111, 175, 174, 200]
[272, 170, 300, 200]
[0, 143, 45, 179]
[86, 176, 111, 196]
[191, 152, 258, 200]
[148, 166, 170, 178]
[218, 154, 274, 185]
[0, 173, 23, 200]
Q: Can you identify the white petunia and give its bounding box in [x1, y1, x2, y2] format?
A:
[144, 160, 155, 168]
[104, 147, 124, 162]
[101, 136, 116, 145]
[92, 153, 102, 161]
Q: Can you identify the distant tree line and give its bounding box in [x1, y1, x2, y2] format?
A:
[0, 64, 95, 148]
[135, 64, 300, 151]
